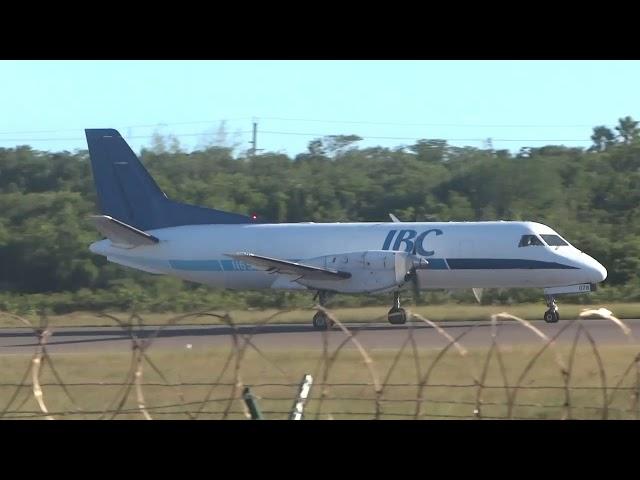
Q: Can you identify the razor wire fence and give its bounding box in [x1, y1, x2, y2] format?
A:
[0, 306, 639, 420]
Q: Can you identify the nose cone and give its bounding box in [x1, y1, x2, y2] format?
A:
[584, 256, 607, 283]
[594, 261, 608, 283]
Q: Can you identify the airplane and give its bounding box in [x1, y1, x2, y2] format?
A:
[85, 129, 608, 330]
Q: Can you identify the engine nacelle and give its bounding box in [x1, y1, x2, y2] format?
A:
[296, 250, 418, 294]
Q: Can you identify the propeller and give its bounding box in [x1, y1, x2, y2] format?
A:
[403, 243, 428, 304]
[472, 288, 484, 304]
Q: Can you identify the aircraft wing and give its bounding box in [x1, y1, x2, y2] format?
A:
[225, 252, 352, 281]
[89, 215, 159, 248]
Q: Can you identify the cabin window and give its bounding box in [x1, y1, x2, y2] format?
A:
[518, 235, 544, 247]
[541, 234, 569, 246]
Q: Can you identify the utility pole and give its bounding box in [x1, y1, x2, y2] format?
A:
[249, 121, 258, 157]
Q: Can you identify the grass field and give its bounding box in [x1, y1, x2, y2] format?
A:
[2, 302, 640, 329]
[1, 342, 639, 420]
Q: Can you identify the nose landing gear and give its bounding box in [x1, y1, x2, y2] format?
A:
[543, 295, 560, 323]
[388, 291, 408, 325]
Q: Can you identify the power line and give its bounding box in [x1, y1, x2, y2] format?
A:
[0, 118, 252, 136]
[0, 132, 253, 143]
[259, 116, 601, 128]
[259, 130, 589, 142]
[122, 118, 251, 129]
[0, 131, 591, 144]
[0, 115, 623, 137]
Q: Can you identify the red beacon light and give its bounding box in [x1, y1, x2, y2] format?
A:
[251, 214, 258, 220]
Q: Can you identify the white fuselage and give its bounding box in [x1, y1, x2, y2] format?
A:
[89, 221, 607, 293]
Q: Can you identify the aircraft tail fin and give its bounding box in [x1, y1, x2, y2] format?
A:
[85, 129, 254, 231]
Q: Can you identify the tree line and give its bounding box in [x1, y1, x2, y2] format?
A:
[1, 117, 639, 313]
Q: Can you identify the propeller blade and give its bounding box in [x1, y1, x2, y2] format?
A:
[472, 288, 484, 304]
[411, 269, 421, 303]
[400, 250, 427, 305]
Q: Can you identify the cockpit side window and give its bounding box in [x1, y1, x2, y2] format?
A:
[541, 234, 569, 246]
[518, 234, 544, 247]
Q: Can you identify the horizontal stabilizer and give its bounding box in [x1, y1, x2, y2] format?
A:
[89, 215, 159, 248]
[225, 252, 351, 281]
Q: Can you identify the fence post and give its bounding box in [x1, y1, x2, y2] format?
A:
[242, 387, 263, 420]
[289, 374, 313, 420]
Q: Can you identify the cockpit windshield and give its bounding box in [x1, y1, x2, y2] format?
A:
[541, 234, 569, 247]
[518, 235, 544, 247]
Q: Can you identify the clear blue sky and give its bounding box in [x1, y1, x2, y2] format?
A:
[0, 60, 638, 156]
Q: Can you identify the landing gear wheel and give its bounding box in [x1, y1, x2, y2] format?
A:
[543, 294, 559, 323]
[543, 309, 560, 323]
[312, 311, 333, 330]
[388, 307, 407, 325]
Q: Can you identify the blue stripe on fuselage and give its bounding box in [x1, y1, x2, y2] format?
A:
[167, 258, 577, 272]
[423, 258, 448, 270]
[220, 259, 255, 271]
[445, 259, 578, 270]
[169, 259, 258, 271]
[169, 260, 224, 271]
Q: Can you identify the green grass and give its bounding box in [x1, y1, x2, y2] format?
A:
[2, 302, 640, 329]
[1, 343, 639, 420]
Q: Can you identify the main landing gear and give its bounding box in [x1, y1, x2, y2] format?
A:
[543, 295, 560, 323]
[388, 291, 408, 325]
[312, 291, 335, 330]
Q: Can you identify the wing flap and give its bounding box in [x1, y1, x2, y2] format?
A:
[225, 252, 351, 281]
[89, 215, 159, 248]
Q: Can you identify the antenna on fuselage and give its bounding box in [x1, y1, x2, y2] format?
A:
[389, 213, 401, 223]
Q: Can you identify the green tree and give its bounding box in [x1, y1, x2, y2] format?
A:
[615, 116, 639, 144]
[3, 116, 640, 311]
[410, 139, 449, 162]
[306, 139, 325, 156]
[590, 126, 616, 152]
[322, 135, 362, 157]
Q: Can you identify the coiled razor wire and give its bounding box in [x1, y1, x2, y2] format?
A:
[0, 306, 638, 420]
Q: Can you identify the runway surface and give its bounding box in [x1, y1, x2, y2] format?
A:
[1, 318, 639, 354]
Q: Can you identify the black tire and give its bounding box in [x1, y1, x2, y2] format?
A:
[388, 308, 407, 325]
[544, 310, 559, 323]
[313, 312, 331, 330]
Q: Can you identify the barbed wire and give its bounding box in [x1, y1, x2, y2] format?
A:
[0, 306, 638, 420]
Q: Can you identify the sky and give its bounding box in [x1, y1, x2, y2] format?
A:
[0, 60, 638, 156]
